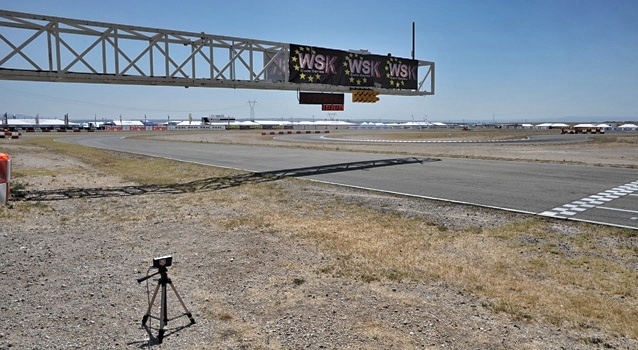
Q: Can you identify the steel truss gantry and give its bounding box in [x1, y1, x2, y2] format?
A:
[0, 10, 434, 96]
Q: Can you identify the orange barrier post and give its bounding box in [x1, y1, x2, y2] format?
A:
[0, 153, 10, 205]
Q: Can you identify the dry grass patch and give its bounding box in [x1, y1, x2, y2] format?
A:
[18, 137, 236, 185]
[182, 177, 637, 339]
[0, 200, 51, 219]
[234, 196, 638, 338]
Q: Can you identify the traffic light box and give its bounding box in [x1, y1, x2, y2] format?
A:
[352, 89, 380, 103]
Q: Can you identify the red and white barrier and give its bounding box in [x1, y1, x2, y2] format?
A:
[260, 130, 331, 136]
[0, 131, 22, 139]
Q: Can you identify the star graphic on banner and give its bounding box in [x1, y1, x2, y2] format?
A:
[343, 61, 348, 67]
[349, 77, 355, 83]
[386, 73, 390, 78]
[300, 73, 306, 80]
[294, 64, 300, 71]
[315, 74, 321, 80]
[356, 79, 362, 85]
[291, 56, 298, 62]
[390, 80, 395, 87]
[401, 81, 406, 87]
[308, 75, 314, 82]
[362, 78, 367, 84]
[345, 69, 350, 76]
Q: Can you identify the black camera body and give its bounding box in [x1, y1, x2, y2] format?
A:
[153, 255, 173, 268]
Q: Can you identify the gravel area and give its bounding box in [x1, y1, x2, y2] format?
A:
[1, 137, 636, 349]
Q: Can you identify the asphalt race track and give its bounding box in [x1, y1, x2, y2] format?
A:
[63, 134, 638, 230]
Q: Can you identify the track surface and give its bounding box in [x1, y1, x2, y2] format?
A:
[64, 134, 638, 230]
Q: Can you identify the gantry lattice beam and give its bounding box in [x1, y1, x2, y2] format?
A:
[0, 10, 434, 96]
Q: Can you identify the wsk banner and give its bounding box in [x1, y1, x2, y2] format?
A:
[289, 44, 418, 90]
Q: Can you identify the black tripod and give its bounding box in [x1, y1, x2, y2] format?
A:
[137, 265, 196, 343]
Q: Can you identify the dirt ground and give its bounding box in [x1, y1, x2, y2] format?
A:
[1, 131, 636, 349]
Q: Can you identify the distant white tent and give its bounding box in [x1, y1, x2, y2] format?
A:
[114, 120, 144, 126]
[294, 120, 355, 127]
[6, 118, 79, 128]
[254, 120, 293, 126]
[237, 121, 260, 126]
[536, 122, 569, 129]
[176, 120, 201, 126]
[618, 124, 637, 131]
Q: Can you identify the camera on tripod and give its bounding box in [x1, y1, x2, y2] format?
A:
[153, 255, 172, 268]
[137, 254, 195, 344]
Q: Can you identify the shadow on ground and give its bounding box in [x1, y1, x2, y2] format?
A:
[14, 157, 440, 201]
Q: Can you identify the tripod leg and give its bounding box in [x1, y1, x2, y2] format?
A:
[168, 281, 196, 324]
[158, 282, 167, 344]
[142, 282, 161, 326]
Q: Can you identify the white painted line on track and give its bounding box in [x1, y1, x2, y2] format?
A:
[596, 207, 638, 214]
[319, 136, 530, 143]
[539, 180, 638, 219]
[314, 179, 638, 230]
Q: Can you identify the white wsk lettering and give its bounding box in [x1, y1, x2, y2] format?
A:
[348, 58, 381, 78]
[388, 63, 417, 80]
[298, 53, 337, 74]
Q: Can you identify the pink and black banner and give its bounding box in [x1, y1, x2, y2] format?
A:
[289, 44, 418, 90]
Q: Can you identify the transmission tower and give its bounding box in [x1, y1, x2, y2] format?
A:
[248, 100, 257, 121]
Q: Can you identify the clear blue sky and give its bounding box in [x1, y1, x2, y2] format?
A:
[1, 0, 637, 123]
